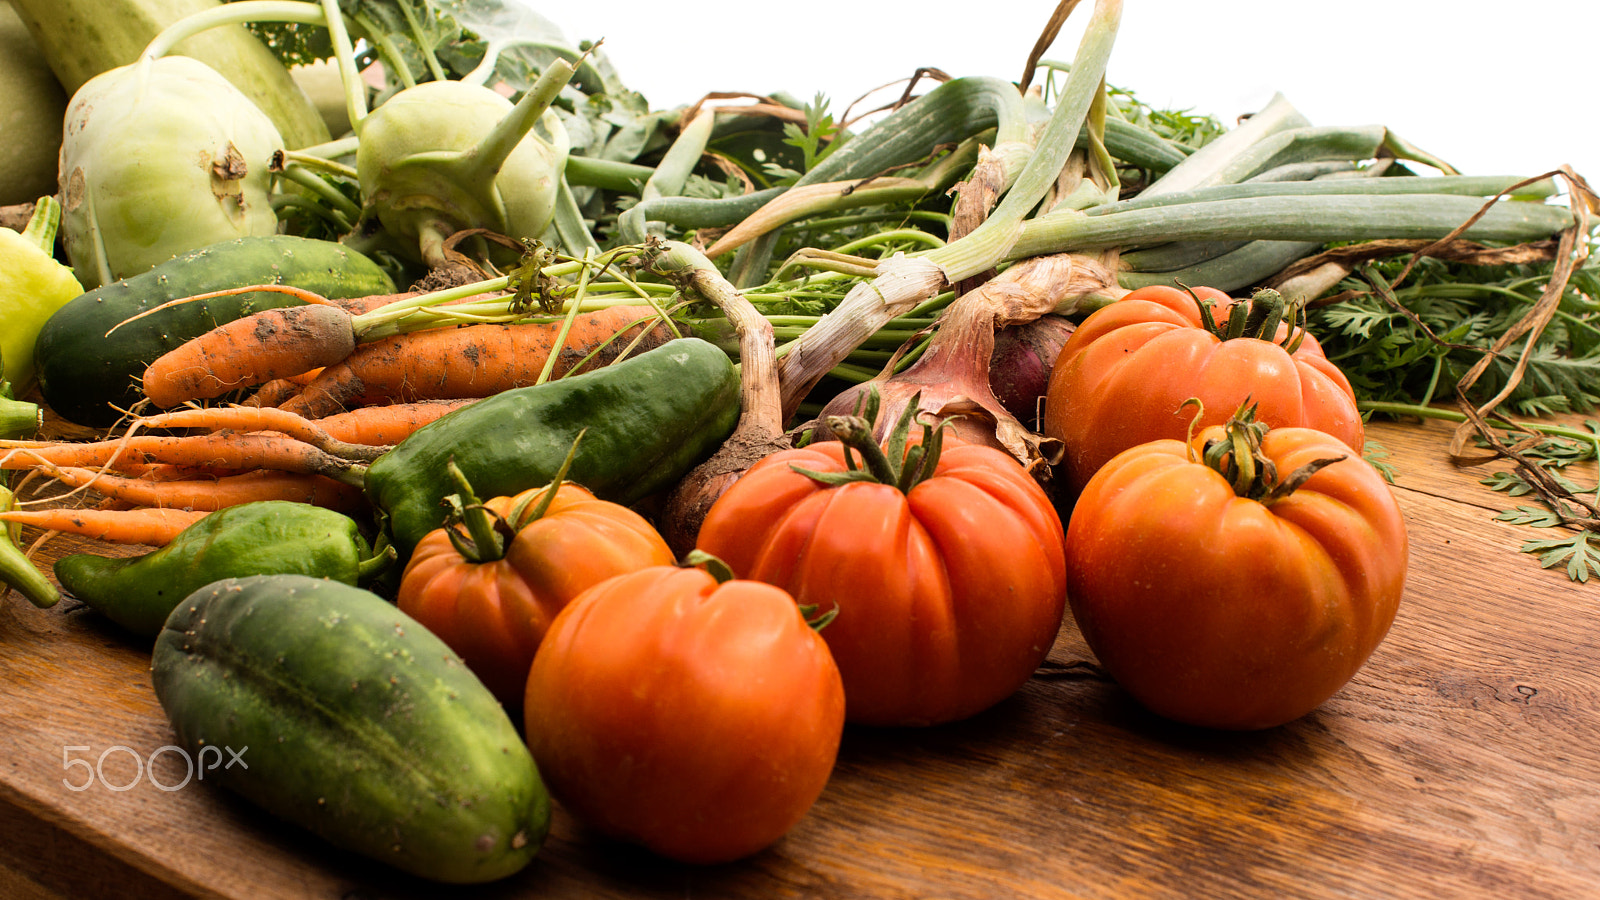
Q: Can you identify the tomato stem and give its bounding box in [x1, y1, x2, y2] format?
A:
[1195, 287, 1310, 350]
[789, 385, 951, 493]
[683, 549, 736, 583]
[1199, 404, 1347, 503]
[443, 459, 509, 563]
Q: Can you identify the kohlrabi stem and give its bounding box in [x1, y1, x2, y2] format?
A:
[467, 57, 578, 185]
[274, 163, 363, 222]
[139, 0, 325, 60]
[137, 2, 372, 136]
[319, 0, 369, 128]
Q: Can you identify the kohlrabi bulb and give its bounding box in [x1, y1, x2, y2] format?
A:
[354, 79, 570, 268]
[58, 55, 284, 289]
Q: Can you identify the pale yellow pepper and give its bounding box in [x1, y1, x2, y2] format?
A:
[1, 196, 84, 391]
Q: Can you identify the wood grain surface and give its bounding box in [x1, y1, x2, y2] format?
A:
[2, 414, 1597, 900]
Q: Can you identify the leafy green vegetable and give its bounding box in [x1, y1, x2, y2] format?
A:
[1311, 249, 1600, 416]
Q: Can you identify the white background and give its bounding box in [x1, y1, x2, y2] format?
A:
[549, 1, 1597, 193]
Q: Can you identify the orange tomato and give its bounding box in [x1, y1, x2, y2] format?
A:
[398, 482, 673, 707]
[1043, 284, 1363, 494]
[1063, 419, 1408, 730]
[524, 565, 844, 864]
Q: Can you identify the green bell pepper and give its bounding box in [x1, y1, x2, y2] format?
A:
[54, 500, 393, 637]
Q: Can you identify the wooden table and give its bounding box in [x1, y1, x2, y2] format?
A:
[2, 414, 1597, 900]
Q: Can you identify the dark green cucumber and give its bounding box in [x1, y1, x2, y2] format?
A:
[365, 337, 740, 556]
[34, 234, 396, 426]
[152, 574, 549, 884]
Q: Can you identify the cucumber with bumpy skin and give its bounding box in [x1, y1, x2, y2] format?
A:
[152, 574, 549, 884]
[34, 234, 396, 427]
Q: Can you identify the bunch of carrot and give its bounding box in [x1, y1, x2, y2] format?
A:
[0, 401, 469, 545]
[4, 259, 687, 549]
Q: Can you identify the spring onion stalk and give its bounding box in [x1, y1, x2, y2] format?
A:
[1139, 93, 1310, 197]
[1010, 194, 1575, 259]
[1120, 240, 1326, 291]
[773, 0, 1124, 416]
[796, 77, 1032, 189]
[1171, 124, 1392, 190]
[618, 76, 1030, 246]
[619, 108, 718, 240]
[1090, 174, 1560, 218]
[704, 131, 989, 259]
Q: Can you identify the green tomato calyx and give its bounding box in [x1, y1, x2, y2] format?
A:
[790, 385, 952, 494]
[1195, 287, 1310, 354]
[1197, 403, 1346, 503]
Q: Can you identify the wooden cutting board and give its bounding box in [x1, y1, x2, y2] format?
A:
[2, 414, 1597, 900]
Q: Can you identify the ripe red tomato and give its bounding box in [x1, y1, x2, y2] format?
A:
[1042, 284, 1364, 493]
[523, 565, 845, 864]
[1063, 416, 1408, 730]
[398, 482, 674, 707]
[695, 421, 1068, 727]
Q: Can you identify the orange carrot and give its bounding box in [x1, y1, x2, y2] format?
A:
[134, 406, 386, 458]
[0, 507, 208, 546]
[243, 368, 328, 407]
[133, 402, 468, 450]
[311, 400, 478, 445]
[141, 304, 359, 409]
[139, 290, 475, 410]
[1, 433, 368, 479]
[41, 467, 369, 515]
[280, 306, 674, 418]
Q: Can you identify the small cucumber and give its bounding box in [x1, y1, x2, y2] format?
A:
[365, 337, 740, 557]
[152, 574, 549, 884]
[34, 235, 396, 426]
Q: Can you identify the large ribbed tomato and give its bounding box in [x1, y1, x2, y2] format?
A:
[1042, 284, 1363, 494]
[1063, 410, 1408, 730]
[695, 400, 1068, 727]
[398, 478, 673, 706]
[524, 563, 844, 864]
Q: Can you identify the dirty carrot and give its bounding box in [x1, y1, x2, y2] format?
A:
[0, 507, 209, 546]
[133, 406, 387, 459]
[141, 303, 360, 409]
[41, 466, 369, 515]
[137, 287, 483, 409]
[311, 400, 478, 445]
[279, 305, 675, 418]
[1, 433, 369, 479]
